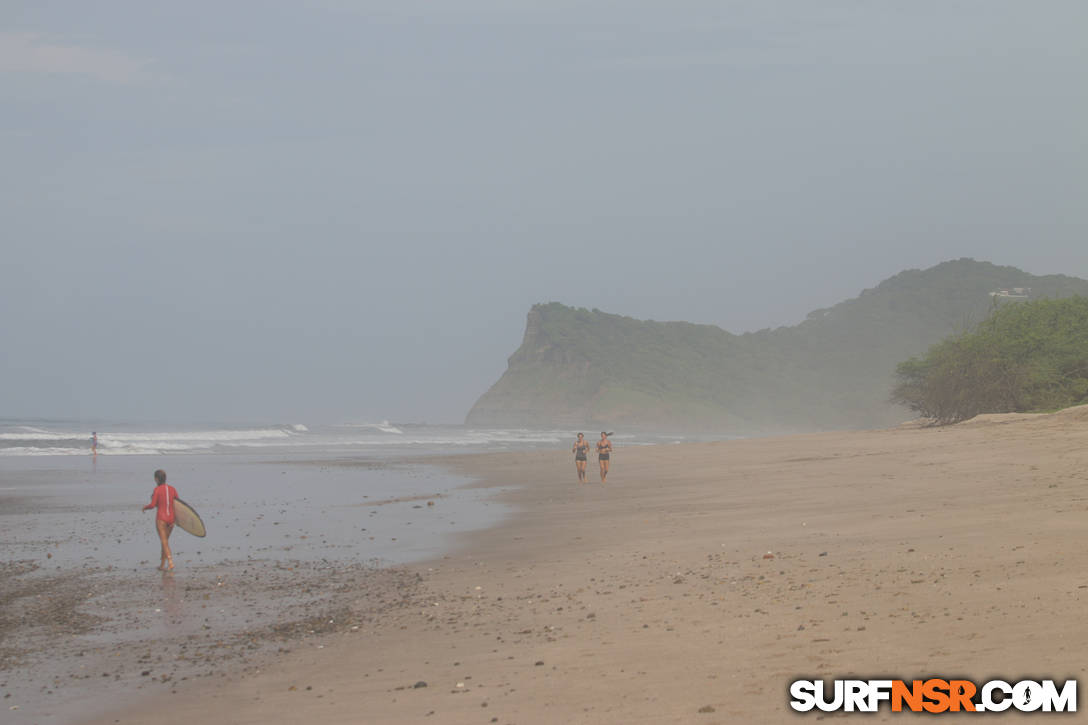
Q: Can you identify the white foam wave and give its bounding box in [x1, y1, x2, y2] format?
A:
[0, 446, 166, 456]
[338, 421, 404, 434]
[0, 422, 599, 457]
[107, 429, 294, 442]
[0, 425, 311, 456]
[0, 427, 294, 442]
[0, 432, 87, 441]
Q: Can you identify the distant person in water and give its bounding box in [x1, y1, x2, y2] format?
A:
[142, 469, 178, 571]
[596, 431, 613, 482]
[572, 433, 589, 483]
[91, 432, 97, 456]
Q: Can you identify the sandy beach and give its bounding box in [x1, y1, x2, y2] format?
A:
[67, 407, 1088, 723]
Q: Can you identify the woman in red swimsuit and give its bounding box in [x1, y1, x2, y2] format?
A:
[142, 469, 178, 571]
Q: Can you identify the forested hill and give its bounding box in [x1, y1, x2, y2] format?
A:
[466, 259, 1088, 433]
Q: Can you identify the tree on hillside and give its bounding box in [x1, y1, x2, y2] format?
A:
[891, 297, 1088, 424]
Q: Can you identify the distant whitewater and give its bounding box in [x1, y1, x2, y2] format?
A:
[0, 420, 714, 458]
[0, 421, 709, 458]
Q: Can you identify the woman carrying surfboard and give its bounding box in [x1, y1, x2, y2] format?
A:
[142, 469, 178, 571]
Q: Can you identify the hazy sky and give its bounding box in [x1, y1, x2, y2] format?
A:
[3, 1, 1086, 423]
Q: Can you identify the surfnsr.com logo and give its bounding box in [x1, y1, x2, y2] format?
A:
[789, 679, 1077, 713]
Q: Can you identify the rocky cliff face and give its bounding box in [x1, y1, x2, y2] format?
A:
[465, 306, 600, 427]
[466, 260, 1088, 432]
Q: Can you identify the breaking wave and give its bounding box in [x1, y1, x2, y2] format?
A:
[337, 420, 404, 435]
[0, 420, 693, 458]
[0, 424, 307, 456]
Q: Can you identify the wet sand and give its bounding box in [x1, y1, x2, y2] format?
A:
[0, 455, 508, 724]
[63, 406, 1088, 722]
[1, 556, 429, 723]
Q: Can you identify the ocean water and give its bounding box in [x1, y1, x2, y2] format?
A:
[0, 420, 564, 457]
[0, 420, 708, 569]
[0, 420, 700, 458]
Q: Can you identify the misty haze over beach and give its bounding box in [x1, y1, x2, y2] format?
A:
[3, 2, 1087, 425]
[3, 2, 1088, 724]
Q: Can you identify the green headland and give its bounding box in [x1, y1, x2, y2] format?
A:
[467, 259, 1088, 433]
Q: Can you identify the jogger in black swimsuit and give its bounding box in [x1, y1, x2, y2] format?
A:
[572, 433, 589, 483]
[596, 431, 612, 483]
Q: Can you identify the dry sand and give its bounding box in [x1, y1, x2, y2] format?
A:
[84, 408, 1088, 723]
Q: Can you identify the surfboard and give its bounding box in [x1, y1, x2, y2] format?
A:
[173, 498, 206, 538]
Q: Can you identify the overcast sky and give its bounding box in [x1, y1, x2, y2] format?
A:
[2, 1, 1086, 424]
